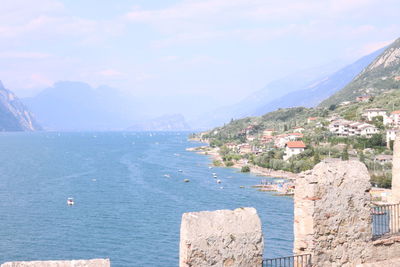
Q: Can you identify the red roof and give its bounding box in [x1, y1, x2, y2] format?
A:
[286, 141, 306, 148]
[392, 110, 400, 114]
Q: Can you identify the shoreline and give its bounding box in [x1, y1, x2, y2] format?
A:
[186, 145, 299, 180]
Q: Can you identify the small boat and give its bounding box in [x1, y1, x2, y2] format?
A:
[220, 186, 224, 189]
[164, 174, 171, 178]
[183, 179, 190, 183]
[209, 166, 213, 169]
[178, 169, 183, 173]
[216, 179, 221, 184]
[92, 178, 96, 182]
[67, 198, 74, 206]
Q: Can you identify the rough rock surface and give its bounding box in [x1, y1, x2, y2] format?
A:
[392, 135, 400, 203]
[0, 259, 110, 267]
[294, 161, 372, 266]
[179, 207, 263, 267]
[356, 257, 400, 267]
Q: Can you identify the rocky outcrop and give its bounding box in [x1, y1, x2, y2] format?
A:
[294, 161, 372, 266]
[0, 81, 41, 131]
[319, 37, 400, 107]
[179, 207, 263, 267]
[391, 134, 400, 203]
[0, 259, 110, 267]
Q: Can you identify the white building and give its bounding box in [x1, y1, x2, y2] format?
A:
[384, 110, 400, 126]
[362, 108, 388, 121]
[386, 128, 399, 148]
[283, 141, 306, 160]
[329, 119, 378, 137]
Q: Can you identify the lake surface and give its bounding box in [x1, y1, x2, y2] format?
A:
[0, 132, 293, 266]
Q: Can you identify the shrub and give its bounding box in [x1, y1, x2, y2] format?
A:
[213, 160, 223, 166]
[241, 165, 251, 172]
[225, 161, 234, 167]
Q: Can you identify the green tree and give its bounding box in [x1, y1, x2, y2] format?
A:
[341, 146, 349, 160]
[359, 150, 365, 163]
[241, 165, 250, 172]
[313, 153, 321, 165]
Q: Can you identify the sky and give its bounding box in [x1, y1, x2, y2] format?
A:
[0, 0, 399, 119]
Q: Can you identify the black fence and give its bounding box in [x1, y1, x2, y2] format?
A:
[262, 254, 312, 267]
[372, 203, 400, 239]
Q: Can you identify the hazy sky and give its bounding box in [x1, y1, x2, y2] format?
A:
[0, 0, 399, 118]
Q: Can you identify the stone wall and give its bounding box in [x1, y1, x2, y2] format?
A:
[391, 134, 400, 203]
[179, 207, 263, 267]
[294, 161, 373, 266]
[1, 259, 110, 267]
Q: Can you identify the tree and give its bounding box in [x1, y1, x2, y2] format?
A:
[341, 146, 349, 160]
[241, 165, 250, 172]
[313, 153, 321, 165]
[328, 104, 336, 111]
[359, 151, 365, 163]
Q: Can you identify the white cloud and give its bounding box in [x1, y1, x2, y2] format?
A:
[125, 0, 400, 46]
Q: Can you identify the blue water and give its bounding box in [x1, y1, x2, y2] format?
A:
[0, 132, 293, 266]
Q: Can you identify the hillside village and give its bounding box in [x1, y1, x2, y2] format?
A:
[193, 89, 400, 189]
[192, 38, 400, 191]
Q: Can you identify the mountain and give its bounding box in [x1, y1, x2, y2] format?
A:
[253, 47, 384, 114]
[127, 114, 191, 131]
[23, 81, 139, 131]
[320, 38, 400, 107]
[192, 49, 382, 129]
[0, 81, 41, 131]
[191, 64, 341, 129]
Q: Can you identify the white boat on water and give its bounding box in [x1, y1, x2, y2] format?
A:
[216, 180, 221, 184]
[178, 169, 183, 172]
[164, 174, 171, 178]
[67, 198, 74, 205]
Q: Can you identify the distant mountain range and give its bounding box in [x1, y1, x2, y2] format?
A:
[127, 114, 191, 131]
[253, 47, 384, 115]
[192, 48, 383, 129]
[320, 37, 400, 107]
[0, 81, 41, 131]
[23, 81, 139, 131]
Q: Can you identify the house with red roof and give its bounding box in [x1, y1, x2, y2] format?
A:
[284, 141, 306, 160]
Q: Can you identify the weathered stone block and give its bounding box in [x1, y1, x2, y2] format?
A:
[0, 259, 110, 267]
[294, 161, 372, 266]
[179, 207, 263, 267]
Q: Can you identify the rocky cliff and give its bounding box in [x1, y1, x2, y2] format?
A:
[320, 37, 400, 107]
[0, 81, 41, 131]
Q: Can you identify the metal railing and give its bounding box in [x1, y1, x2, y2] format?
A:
[372, 203, 400, 239]
[262, 254, 312, 267]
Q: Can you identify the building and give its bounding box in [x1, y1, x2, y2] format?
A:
[262, 129, 275, 136]
[356, 95, 372, 102]
[307, 117, 317, 123]
[390, 110, 400, 125]
[375, 154, 393, 164]
[386, 128, 399, 148]
[284, 141, 306, 160]
[287, 132, 304, 141]
[329, 119, 378, 137]
[362, 108, 388, 121]
[293, 127, 305, 133]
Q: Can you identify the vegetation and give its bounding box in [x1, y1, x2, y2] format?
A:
[241, 165, 250, 172]
[195, 69, 400, 188]
[319, 37, 400, 107]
